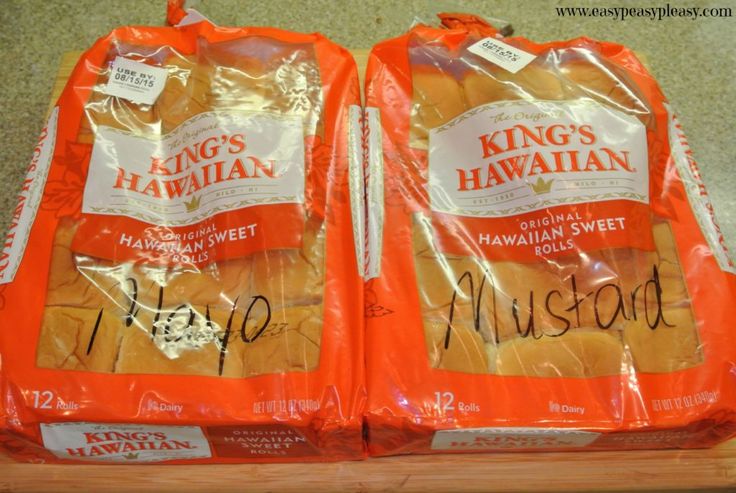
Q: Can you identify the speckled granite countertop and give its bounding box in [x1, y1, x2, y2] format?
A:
[0, 0, 733, 253]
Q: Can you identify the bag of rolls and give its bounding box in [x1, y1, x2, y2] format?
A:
[363, 13, 736, 455]
[0, 4, 364, 463]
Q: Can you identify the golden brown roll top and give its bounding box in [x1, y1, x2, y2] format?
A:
[251, 217, 325, 308]
[38, 300, 323, 377]
[410, 67, 467, 145]
[424, 319, 488, 374]
[408, 44, 653, 150]
[491, 330, 625, 378]
[37, 306, 125, 373]
[78, 38, 324, 145]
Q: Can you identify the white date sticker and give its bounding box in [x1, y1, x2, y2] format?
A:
[103, 57, 168, 105]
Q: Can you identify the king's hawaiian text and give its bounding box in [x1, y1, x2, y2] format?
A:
[113, 133, 279, 198]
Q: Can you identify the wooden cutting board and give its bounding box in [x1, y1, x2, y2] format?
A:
[2, 50, 734, 493]
[2, 437, 734, 492]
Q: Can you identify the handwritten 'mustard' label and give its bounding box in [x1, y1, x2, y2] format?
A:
[83, 111, 305, 227]
[429, 100, 648, 218]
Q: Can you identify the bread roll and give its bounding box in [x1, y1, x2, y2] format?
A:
[424, 319, 488, 373]
[411, 214, 489, 322]
[251, 219, 325, 308]
[480, 260, 573, 342]
[114, 304, 246, 377]
[462, 62, 565, 106]
[410, 67, 467, 146]
[36, 306, 125, 372]
[559, 58, 651, 123]
[207, 57, 273, 112]
[650, 221, 690, 305]
[45, 219, 125, 308]
[241, 305, 322, 376]
[156, 54, 211, 133]
[624, 305, 702, 373]
[493, 330, 625, 377]
[414, 253, 487, 313]
[461, 70, 516, 106]
[411, 213, 436, 257]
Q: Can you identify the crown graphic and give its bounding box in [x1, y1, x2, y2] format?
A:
[530, 177, 554, 194]
[124, 452, 139, 460]
[184, 195, 201, 213]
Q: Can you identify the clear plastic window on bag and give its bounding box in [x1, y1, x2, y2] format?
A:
[405, 35, 701, 378]
[36, 37, 328, 378]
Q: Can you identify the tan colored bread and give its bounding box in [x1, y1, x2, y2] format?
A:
[251, 218, 325, 307]
[410, 67, 467, 146]
[241, 305, 322, 377]
[462, 62, 565, 106]
[624, 305, 702, 373]
[424, 319, 488, 373]
[45, 218, 125, 308]
[114, 304, 245, 377]
[36, 305, 125, 372]
[493, 330, 625, 377]
[156, 54, 211, 132]
[559, 58, 651, 124]
[411, 214, 489, 321]
[650, 221, 690, 305]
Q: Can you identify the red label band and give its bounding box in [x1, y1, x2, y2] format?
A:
[72, 203, 306, 267]
[431, 200, 655, 262]
[207, 424, 319, 458]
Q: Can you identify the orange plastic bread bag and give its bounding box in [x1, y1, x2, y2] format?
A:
[363, 13, 736, 455]
[0, 5, 364, 463]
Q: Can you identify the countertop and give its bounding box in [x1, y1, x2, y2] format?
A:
[0, 1, 735, 491]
